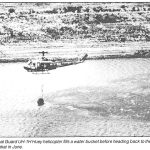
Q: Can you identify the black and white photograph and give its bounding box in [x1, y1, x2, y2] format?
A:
[1, 2, 150, 138]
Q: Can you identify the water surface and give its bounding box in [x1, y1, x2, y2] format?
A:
[1, 58, 150, 136]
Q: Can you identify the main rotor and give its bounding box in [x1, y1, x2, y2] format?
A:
[39, 51, 48, 57]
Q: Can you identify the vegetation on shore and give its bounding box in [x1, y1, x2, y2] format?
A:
[1, 3, 150, 61]
[0, 3, 150, 44]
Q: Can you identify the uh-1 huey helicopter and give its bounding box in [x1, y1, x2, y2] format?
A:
[24, 51, 88, 73]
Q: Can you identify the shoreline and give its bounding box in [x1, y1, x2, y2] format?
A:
[0, 54, 149, 63]
[1, 41, 150, 63]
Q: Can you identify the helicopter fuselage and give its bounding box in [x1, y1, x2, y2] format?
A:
[24, 53, 88, 72]
[24, 60, 57, 72]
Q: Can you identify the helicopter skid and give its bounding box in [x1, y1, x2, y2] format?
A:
[32, 72, 51, 74]
[24, 66, 51, 73]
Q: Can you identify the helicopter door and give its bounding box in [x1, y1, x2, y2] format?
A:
[40, 63, 44, 69]
[47, 63, 50, 69]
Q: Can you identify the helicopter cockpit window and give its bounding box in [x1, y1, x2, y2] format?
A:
[28, 61, 32, 65]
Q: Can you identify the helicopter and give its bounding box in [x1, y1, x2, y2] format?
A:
[23, 51, 88, 72]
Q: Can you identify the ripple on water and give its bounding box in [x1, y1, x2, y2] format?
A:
[1, 59, 150, 136]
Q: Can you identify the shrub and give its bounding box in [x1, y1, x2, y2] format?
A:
[8, 8, 15, 13]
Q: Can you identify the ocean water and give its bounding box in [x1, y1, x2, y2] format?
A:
[1, 58, 150, 136]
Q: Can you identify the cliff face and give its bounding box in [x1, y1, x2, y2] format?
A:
[0, 3, 150, 44]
